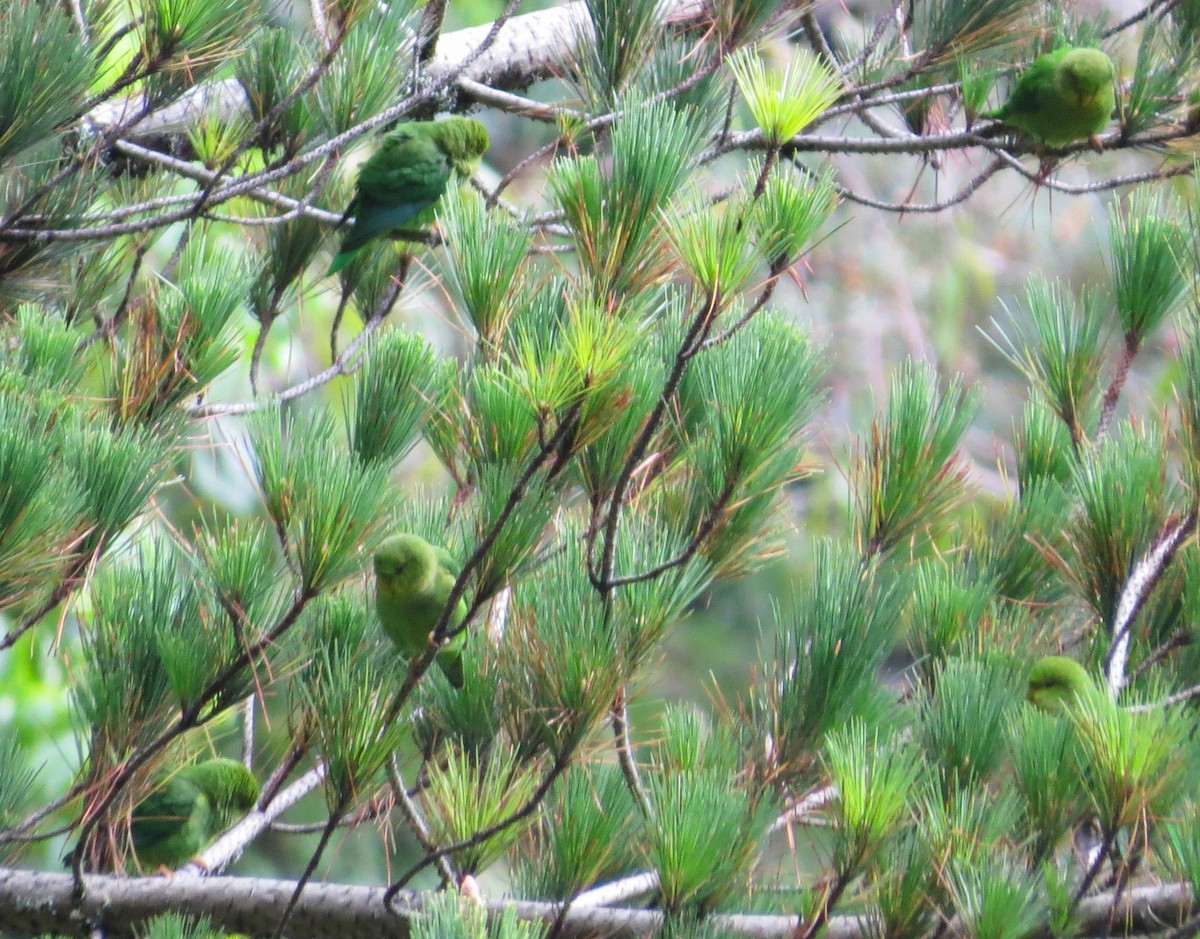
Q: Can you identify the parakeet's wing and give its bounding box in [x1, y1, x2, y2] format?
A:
[339, 130, 454, 255]
[993, 52, 1060, 123]
[185, 790, 216, 847]
[129, 777, 201, 852]
[433, 546, 460, 574]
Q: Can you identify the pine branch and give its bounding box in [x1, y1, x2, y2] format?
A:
[0, 867, 1192, 939]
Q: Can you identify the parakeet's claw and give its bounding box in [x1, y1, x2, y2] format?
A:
[1030, 145, 1060, 185]
[1088, 133, 1104, 154]
[152, 855, 208, 876]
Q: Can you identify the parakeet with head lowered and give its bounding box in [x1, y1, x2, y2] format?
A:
[374, 533, 467, 688]
[129, 758, 259, 870]
[1027, 656, 1097, 714]
[63, 757, 259, 873]
[985, 46, 1116, 149]
[328, 117, 490, 275]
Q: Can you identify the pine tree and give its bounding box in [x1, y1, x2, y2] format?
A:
[1, 1, 1199, 938]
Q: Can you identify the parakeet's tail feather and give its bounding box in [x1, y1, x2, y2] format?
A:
[327, 246, 360, 276]
[328, 201, 429, 275]
[340, 200, 431, 254]
[438, 648, 464, 689]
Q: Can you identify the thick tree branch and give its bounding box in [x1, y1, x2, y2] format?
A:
[81, 1, 709, 141]
[0, 868, 1191, 939]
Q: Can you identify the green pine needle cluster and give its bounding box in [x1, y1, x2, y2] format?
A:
[437, 190, 533, 350]
[727, 47, 842, 146]
[421, 742, 542, 875]
[824, 721, 917, 876]
[251, 407, 391, 593]
[0, 3, 91, 165]
[854, 361, 978, 556]
[645, 709, 775, 915]
[1068, 425, 1171, 627]
[316, 9, 416, 135]
[752, 542, 897, 783]
[140, 0, 259, 103]
[517, 764, 636, 900]
[411, 892, 544, 939]
[920, 657, 1020, 797]
[1108, 189, 1189, 341]
[991, 276, 1105, 442]
[299, 599, 407, 807]
[549, 100, 707, 298]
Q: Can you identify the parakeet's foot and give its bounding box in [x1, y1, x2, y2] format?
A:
[1088, 133, 1104, 154]
[1029, 142, 1063, 184]
[154, 856, 208, 876]
[427, 630, 465, 688]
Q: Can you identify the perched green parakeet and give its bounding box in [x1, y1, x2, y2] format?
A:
[1026, 655, 1097, 714]
[374, 533, 467, 688]
[328, 117, 490, 275]
[129, 758, 259, 870]
[63, 758, 260, 871]
[985, 46, 1116, 148]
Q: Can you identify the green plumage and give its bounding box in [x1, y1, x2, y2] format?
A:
[127, 758, 259, 870]
[65, 758, 259, 870]
[374, 533, 467, 688]
[1026, 655, 1096, 714]
[985, 46, 1116, 148]
[328, 118, 490, 275]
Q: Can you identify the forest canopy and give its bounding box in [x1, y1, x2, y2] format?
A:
[0, 0, 1199, 938]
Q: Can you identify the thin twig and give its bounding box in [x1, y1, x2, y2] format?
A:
[387, 757, 457, 888]
[385, 751, 573, 899]
[190, 278, 403, 417]
[610, 692, 653, 819]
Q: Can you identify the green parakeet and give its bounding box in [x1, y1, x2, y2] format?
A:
[985, 46, 1116, 148]
[328, 117, 490, 275]
[130, 758, 259, 870]
[374, 533, 467, 688]
[63, 758, 260, 871]
[1026, 655, 1097, 714]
